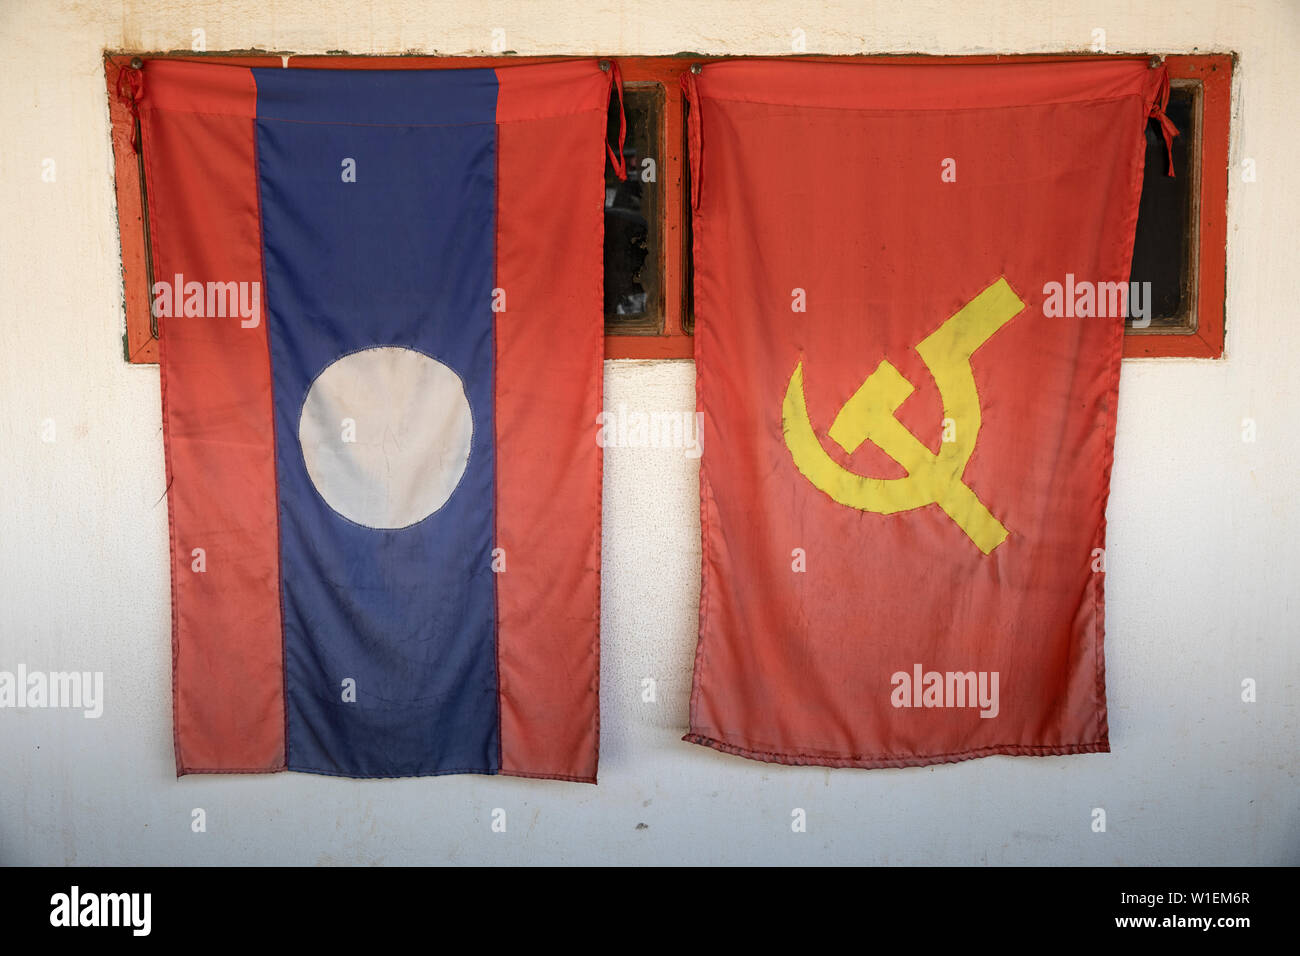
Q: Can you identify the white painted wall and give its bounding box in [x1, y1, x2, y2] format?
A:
[0, 0, 1295, 865]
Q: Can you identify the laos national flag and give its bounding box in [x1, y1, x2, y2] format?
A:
[139, 61, 608, 781]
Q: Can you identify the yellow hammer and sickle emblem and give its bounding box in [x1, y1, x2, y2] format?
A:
[782, 277, 1025, 555]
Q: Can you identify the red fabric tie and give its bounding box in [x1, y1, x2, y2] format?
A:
[115, 63, 145, 152]
[680, 69, 702, 210]
[605, 60, 627, 181]
[1149, 64, 1178, 177]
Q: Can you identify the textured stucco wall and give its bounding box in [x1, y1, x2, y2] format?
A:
[0, 0, 1296, 864]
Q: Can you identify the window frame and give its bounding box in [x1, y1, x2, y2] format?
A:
[106, 52, 1231, 364]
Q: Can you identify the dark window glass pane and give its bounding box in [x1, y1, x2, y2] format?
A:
[605, 84, 662, 333]
[1129, 84, 1196, 326]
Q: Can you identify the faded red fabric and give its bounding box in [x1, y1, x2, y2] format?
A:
[686, 59, 1170, 768]
[140, 62, 285, 774]
[493, 62, 608, 782]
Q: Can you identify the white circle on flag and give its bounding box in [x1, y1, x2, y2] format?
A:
[298, 346, 473, 530]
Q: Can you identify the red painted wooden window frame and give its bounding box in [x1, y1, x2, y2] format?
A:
[106, 53, 1230, 363]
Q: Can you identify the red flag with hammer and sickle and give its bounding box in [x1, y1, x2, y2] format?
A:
[683, 59, 1174, 768]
